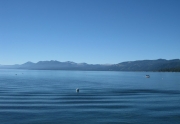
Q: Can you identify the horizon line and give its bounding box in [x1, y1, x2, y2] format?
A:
[1, 58, 180, 66]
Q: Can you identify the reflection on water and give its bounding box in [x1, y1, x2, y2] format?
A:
[0, 70, 180, 124]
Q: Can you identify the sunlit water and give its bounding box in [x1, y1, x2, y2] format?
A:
[0, 69, 180, 124]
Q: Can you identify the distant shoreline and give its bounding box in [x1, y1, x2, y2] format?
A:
[0, 59, 180, 72]
[0, 68, 180, 72]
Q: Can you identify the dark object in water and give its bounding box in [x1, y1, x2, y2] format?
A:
[146, 75, 150, 78]
[76, 88, 79, 93]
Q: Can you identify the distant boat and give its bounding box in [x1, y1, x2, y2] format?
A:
[146, 75, 150, 78]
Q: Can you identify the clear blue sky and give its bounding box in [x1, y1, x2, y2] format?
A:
[0, 0, 180, 65]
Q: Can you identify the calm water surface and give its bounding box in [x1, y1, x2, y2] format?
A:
[0, 69, 180, 124]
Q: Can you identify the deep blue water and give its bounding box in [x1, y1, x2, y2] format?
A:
[0, 69, 180, 124]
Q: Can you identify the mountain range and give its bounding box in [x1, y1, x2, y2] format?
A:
[0, 59, 180, 72]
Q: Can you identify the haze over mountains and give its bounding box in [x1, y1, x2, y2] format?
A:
[0, 59, 180, 72]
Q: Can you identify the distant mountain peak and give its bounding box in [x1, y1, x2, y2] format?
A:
[50, 60, 59, 62]
[65, 61, 76, 64]
[23, 61, 34, 65]
[0, 59, 180, 72]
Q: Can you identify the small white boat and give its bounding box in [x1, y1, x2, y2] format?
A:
[146, 75, 150, 78]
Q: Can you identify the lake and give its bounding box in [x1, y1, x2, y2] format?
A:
[0, 69, 180, 124]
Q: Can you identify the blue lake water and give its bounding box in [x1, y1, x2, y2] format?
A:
[0, 69, 180, 124]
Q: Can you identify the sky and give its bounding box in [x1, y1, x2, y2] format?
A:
[0, 0, 180, 65]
